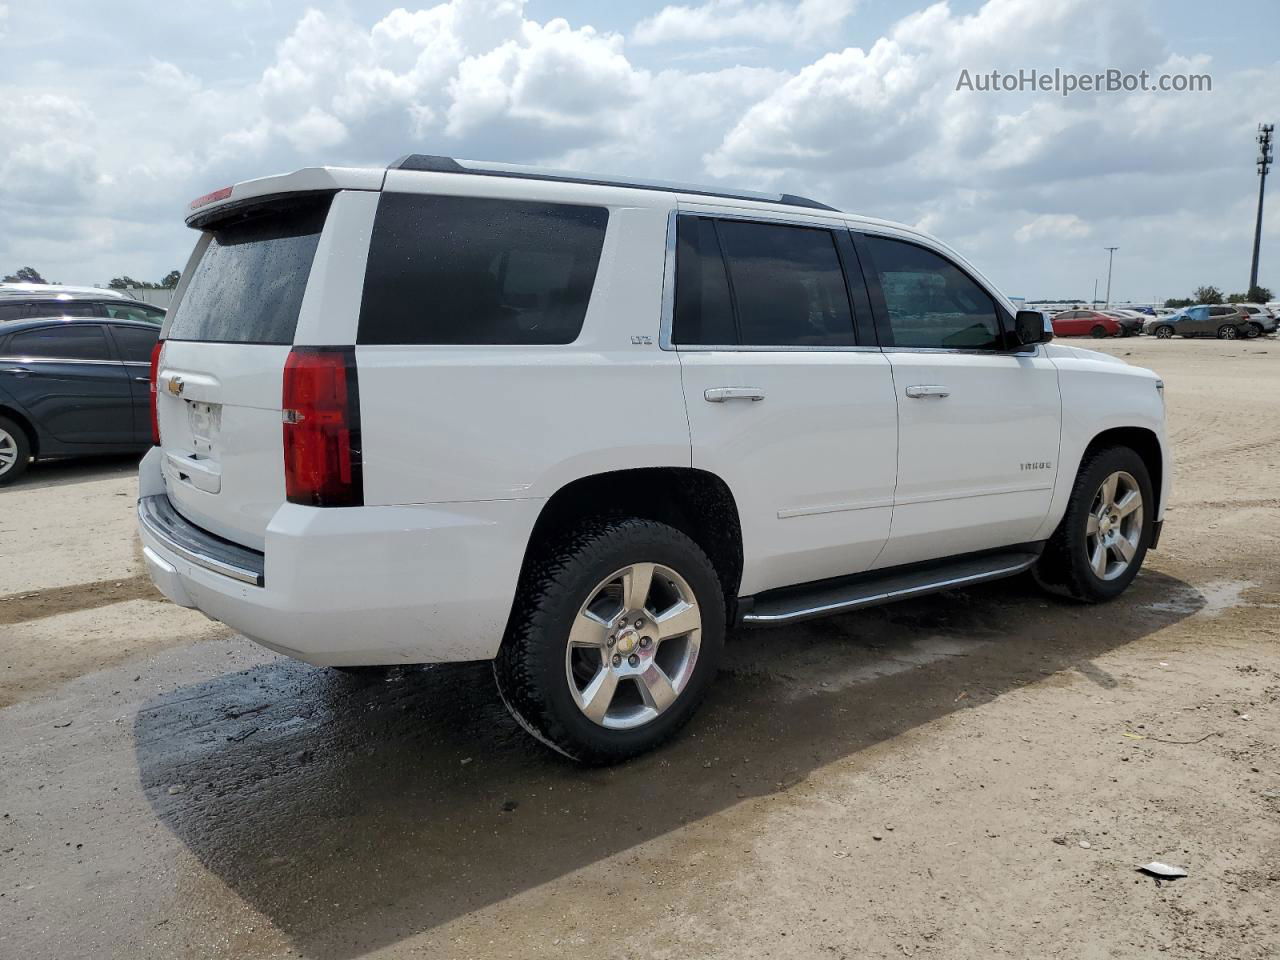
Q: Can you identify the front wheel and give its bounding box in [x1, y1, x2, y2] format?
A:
[1154, 325, 1174, 339]
[494, 517, 725, 764]
[1246, 323, 1262, 338]
[1218, 324, 1239, 339]
[1034, 446, 1154, 603]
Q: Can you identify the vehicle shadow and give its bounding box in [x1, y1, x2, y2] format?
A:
[2, 452, 142, 490]
[134, 568, 1202, 959]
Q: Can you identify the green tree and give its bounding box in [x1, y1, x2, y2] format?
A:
[1246, 284, 1273, 303]
[3, 266, 48, 284]
[108, 276, 142, 290]
[1192, 285, 1223, 305]
[161, 270, 181, 289]
[1164, 297, 1193, 308]
[1226, 292, 1246, 304]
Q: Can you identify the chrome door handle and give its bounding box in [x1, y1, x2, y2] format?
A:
[904, 385, 950, 399]
[1, 367, 31, 378]
[704, 387, 765, 403]
[133, 376, 150, 383]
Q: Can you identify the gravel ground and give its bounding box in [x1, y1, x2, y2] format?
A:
[1, 337, 1277, 960]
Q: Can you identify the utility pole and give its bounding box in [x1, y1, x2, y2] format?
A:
[1092, 278, 1098, 308]
[1104, 247, 1119, 307]
[1250, 123, 1274, 292]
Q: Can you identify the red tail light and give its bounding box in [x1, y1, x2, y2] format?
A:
[282, 347, 363, 507]
[149, 340, 164, 446]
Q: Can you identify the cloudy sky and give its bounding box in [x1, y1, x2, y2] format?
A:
[2, 0, 1277, 302]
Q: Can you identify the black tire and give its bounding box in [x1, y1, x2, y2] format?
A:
[1154, 325, 1174, 339]
[1218, 324, 1239, 340]
[1246, 322, 1262, 339]
[1090, 325, 1107, 338]
[0, 415, 32, 486]
[1034, 446, 1154, 603]
[494, 517, 725, 764]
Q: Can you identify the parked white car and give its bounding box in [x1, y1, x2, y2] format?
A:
[138, 157, 1170, 762]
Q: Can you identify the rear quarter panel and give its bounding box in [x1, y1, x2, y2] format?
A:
[355, 177, 688, 506]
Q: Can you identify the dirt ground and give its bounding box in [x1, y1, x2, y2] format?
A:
[1, 337, 1277, 960]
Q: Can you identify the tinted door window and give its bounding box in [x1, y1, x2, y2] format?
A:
[864, 236, 1003, 350]
[715, 220, 855, 347]
[0, 304, 28, 322]
[8, 324, 112, 360]
[109, 324, 160, 362]
[102, 301, 165, 324]
[358, 194, 609, 345]
[672, 217, 737, 345]
[28, 301, 100, 318]
[167, 196, 330, 344]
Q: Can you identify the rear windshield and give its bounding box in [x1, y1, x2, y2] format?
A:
[358, 193, 608, 345]
[166, 196, 330, 344]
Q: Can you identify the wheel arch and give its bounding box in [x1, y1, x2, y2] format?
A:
[1081, 425, 1164, 515]
[0, 404, 38, 458]
[516, 467, 744, 617]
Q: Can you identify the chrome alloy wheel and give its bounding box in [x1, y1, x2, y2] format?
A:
[1086, 470, 1143, 581]
[565, 562, 702, 730]
[0, 427, 18, 476]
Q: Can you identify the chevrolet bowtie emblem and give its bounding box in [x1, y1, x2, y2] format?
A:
[167, 377, 185, 397]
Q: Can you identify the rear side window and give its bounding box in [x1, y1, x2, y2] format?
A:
[672, 217, 736, 346]
[166, 197, 330, 344]
[109, 324, 160, 362]
[863, 236, 1002, 350]
[358, 194, 609, 345]
[673, 217, 857, 347]
[8, 324, 112, 360]
[103, 301, 164, 324]
[0, 304, 26, 322]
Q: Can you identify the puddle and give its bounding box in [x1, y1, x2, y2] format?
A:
[1146, 579, 1254, 618]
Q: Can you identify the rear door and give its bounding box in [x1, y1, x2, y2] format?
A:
[156, 192, 358, 549]
[673, 211, 897, 596]
[855, 231, 1061, 567]
[105, 323, 160, 442]
[0, 323, 134, 444]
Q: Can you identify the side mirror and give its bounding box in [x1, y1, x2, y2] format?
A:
[1011, 309, 1053, 348]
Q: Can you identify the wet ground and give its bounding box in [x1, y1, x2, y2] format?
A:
[2, 338, 1278, 959]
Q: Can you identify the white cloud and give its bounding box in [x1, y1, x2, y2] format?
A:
[633, 0, 857, 46]
[1015, 213, 1091, 243]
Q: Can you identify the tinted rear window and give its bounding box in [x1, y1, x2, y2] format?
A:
[358, 194, 608, 345]
[166, 197, 330, 344]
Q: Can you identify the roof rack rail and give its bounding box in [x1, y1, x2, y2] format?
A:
[389, 154, 838, 212]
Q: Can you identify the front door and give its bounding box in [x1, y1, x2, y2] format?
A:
[855, 232, 1061, 568]
[672, 212, 897, 596]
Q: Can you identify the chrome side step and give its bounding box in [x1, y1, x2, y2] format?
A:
[741, 548, 1042, 627]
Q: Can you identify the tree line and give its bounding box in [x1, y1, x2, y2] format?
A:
[2, 266, 180, 289]
[1164, 284, 1273, 308]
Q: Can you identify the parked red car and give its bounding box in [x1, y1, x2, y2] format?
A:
[1050, 309, 1126, 338]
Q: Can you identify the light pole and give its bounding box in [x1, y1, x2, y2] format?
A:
[1250, 123, 1273, 292]
[1103, 247, 1119, 308]
[1092, 278, 1098, 308]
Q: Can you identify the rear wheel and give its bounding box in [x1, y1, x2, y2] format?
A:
[0, 416, 31, 486]
[1154, 325, 1174, 339]
[1034, 446, 1153, 603]
[1218, 324, 1239, 339]
[1246, 322, 1262, 338]
[1090, 325, 1107, 338]
[494, 517, 725, 764]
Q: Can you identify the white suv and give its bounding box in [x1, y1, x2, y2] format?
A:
[138, 156, 1170, 762]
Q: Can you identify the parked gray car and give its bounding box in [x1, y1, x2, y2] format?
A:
[1143, 305, 1254, 339]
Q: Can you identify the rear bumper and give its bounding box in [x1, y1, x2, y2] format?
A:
[137, 452, 543, 666]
